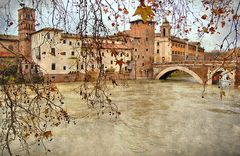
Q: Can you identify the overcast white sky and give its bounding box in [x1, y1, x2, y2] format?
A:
[0, 0, 239, 52]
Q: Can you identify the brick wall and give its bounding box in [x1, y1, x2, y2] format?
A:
[127, 20, 155, 79]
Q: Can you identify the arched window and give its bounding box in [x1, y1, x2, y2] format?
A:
[163, 28, 166, 37]
[162, 57, 165, 62]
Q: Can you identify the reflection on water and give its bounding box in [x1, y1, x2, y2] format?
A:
[18, 78, 240, 155]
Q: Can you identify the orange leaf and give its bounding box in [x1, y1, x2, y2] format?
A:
[213, 9, 219, 15]
[209, 27, 215, 34]
[44, 108, 49, 114]
[123, 9, 129, 14]
[218, 8, 224, 14]
[201, 14, 208, 20]
[103, 8, 108, 14]
[176, 24, 180, 29]
[202, 27, 209, 33]
[116, 59, 125, 66]
[110, 48, 119, 57]
[43, 131, 53, 139]
[24, 133, 30, 138]
[233, 14, 238, 21]
[118, 8, 123, 11]
[221, 21, 225, 28]
[133, 6, 155, 22]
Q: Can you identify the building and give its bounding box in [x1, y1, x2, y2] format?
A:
[30, 28, 133, 82]
[154, 19, 204, 63]
[0, 35, 18, 75]
[0, 6, 205, 82]
[125, 20, 155, 79]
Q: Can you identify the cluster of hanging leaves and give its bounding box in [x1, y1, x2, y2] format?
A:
[0, 58, 74, 156]
[200, 0, 239, 35]
[0, 37, 74, 155]
[0, 0, 239, 155]
[73, 80, 121, 119]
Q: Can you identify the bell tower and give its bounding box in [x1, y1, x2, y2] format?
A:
[18, 7, 35, 59]
[160, 18, 171, 38]
[128, 20, 155, 79]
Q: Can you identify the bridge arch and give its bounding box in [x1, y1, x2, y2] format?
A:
[155, 66, 203, 84]
[209, 67, 235, 85]
[210, 67, 225, 77]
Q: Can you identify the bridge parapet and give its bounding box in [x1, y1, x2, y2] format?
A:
[153, 60, 237, 66]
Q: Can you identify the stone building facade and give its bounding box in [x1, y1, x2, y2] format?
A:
[154, 19, 204, 63]
[125, 20, 155, 79]
[0, 6, 205, 82]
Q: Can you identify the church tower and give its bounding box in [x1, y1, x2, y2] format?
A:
[160, 18, 171, 38]
[128, 20, 155, 79]
[154, 18, 172, 63]
[18, 7, 35, 59]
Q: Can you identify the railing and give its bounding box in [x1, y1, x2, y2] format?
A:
[153, 60, 237, 66]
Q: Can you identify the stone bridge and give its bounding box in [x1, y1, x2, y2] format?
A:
[153, 61, 240, 87]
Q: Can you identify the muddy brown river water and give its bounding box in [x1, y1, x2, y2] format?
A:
[8, 78, 240, 156]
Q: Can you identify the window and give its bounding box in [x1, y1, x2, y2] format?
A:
[25, 33, 30, 40]
[71, 51, 75, 56]
[120, 53, 123, 57]
[142, 63, 144, 66]
[157, 42, 160, 46]
[47, 33, 50, 39]
[63, 66, 66, 70]
[25, 64, 28, 69]
[51, 63, 56, 70]
[8, 45, 13, 51]
[69, 41, 72, 45]
[61, 52, 66, 55]
[26, 14, 31, 20]
[138, 55, 140, 59]
[91, 64, 94, 69]
[77, 65, 79, 70]
[157, 49, 159, 54]
[110, 60, 113, 64]
[36, 46, 41, 60]
[77, 42, 80, 46]
[146, 37, 148, 41]
[51, 48, 55, 56]
[26, 24, 30, 30]
[142, 56, 144, 59]
[111, 53, 113, 57]
[135, 49, 137, 52]
[162, 57, 165, 62]
[81, 64, 84, 69]
[126, 53, 129, 57]
[146, 49, 148, 52]
[163, 28, 166, 37]
[63, 40, 66, 44]
[102, 52, 104, 56]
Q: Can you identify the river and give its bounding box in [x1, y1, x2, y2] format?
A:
[13, 78, 240, 155]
